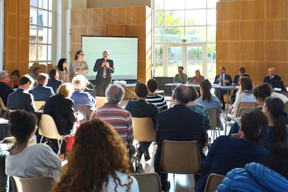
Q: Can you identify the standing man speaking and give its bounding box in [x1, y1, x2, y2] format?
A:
[93, 50, 115, 96]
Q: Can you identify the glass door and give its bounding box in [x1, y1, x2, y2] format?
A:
[165, 45, 183, 77]
[186, 45, 204, 79]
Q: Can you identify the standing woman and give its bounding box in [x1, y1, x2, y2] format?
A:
[57, 58, 70, 83]
[72, 50, 89, 77]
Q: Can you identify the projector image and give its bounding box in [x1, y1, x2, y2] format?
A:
[113, 80, 127, 86]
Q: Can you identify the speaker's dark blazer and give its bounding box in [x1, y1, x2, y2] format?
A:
[233, 74, 249, 85]
[93, 58, 115, 83]
[44, 95, 77, 135]
[213, 74, 232, 85]
[7, 88, 37, 113]
[47, 78, 63, 93]
[154, 104, 207, 176]
[32, 84, 55, 102]
[263, 75, 281, 84]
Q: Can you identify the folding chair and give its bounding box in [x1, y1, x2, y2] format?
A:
[11, 176, 54, 192]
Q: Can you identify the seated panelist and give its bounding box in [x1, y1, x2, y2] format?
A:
[263, 68, 281, 86]
[232, 67, 249, 86]
[173, 66, 187, 84]
[189, 69, 205, 84]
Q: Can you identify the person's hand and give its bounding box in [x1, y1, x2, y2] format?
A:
[102, 62, 106, 67]
[225, 80, 229, 83]
[218, 77, 223, 81]
[38, 110, 44, 114]
[105, 62, 109, 68]
[192, 80, 197, 84]
[232, 83, 236, 86]
[7, 142, 13, 150]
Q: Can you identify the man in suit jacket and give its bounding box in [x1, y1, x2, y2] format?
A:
[232, 67, 249, 86]
[47, 69, 63, 93]
[93, 50, 115, 96]
[32, 73, 55, 102]
[213, 66, 232, 109]
[263, 68, 281, 87]
[7, 75, 37, 113]
[0, 70, 14, 106]
[154, 85, 206, 192]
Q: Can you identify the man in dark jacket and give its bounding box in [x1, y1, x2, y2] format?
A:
[263, 68, 281, 87]
[47, 69, 63, 93]
[32, 73, 55, 102]
[154, 85, 207, 192]
[0, 70, 14, 107]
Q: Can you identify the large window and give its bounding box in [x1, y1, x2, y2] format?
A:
[29, 0, 53, 67]
[153, 0, 218, 79]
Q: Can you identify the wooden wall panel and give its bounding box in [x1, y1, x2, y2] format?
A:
[217, 0, 288, 87]
[4, 0, 29, 75]
[70, 6, 152, 84]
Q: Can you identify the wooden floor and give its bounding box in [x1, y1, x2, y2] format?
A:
[120, 98, 231, 192]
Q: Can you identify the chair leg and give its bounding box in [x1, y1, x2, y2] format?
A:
[40, 135, 44, 143]
[57, 137, 65, 155]
[3, 110, 8, 119]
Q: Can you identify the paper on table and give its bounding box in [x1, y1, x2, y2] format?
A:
[236, 86, 241, 89]
[0, 118, 8, 124]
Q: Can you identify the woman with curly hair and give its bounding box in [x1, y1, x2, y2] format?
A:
[52, 119, 139, 192]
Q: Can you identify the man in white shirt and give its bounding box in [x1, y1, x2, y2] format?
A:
[213, 67, 232, 109]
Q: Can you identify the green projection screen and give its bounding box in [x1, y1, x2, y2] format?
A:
[81, 36, 138, 80]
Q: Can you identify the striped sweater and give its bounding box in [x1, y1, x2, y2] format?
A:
[91, 103, 134, 148]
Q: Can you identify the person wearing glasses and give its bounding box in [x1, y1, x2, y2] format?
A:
[72, 50, 89, 77]
[0, 70, 14, 107]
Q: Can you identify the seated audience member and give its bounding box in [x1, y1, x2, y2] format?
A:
[7, 75, 38, 113]
[10, 70, 20, 89]
[0, 143, 12, 192]
[91, 84, 134, 148]
[57, 58, 70, 83]
[155, 85, 206, 192]
[71, 75, 96, 109]
[232, 67, 249, 86]
[6, 110, 61, 179]
[195, 109, 269, 192]
[216, 144, 288, 192]
[146, 78, 167, 111]
[187, 86, 211, 130]
[189, 69, 205, 84]
[47, 69, 63, 93]
[173, 66, 187, 84]
[213, 66, 232, 109]
[230, 83, 288, 134]
[0, 70, 14, 107]
[32, 73, 55, 102]
[29, 66, 41, 84]
[125, 83, 159, 161]
[229, 77, 255, 118]
[261, 97, 288, 150]
[263, 68, 281, 85]
[44, 83, 77, 135]
[52, 119, 139, 192]
[195, 80, 223, 130]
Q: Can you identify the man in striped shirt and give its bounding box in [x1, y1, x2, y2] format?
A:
[91, 84, 134, 148]
[146, 78, 168, 111]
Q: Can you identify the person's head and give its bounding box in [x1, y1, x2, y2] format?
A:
[218, 66, 225, 75]
[37, 73, 48, 85]
[56, 83, 74, 98]
[9, 110, 37, 145]
[253, 83, 273, 107]
[0, 70, 10, 83]
[75, 50, 84, 60]
[190, 86, 199, 102]
[103, 50, 109, 59]
[200, 80, 212, 102]
[240, 77, 253, 91]
[52, 119, 133, 192]
[135, 83, 148, 98]
[57, 58, 67, 71]
[11, 70, 20, 82]
[268, 68, 276, 77]
[195, 69, 201, 77]
[19, 75, 34, 90]
[178, 66, 184, 74]
[173, 85, 192, 105]
[105, 84, 125, 104]
[147, 78, 158, 93]
[32, 67, 41, 75]
[262, 97, 287, 144]
[72, 75, 86, 90]
[49, 69, 59, 79]
[262, 144, 288, 180]
[240, 108, 268, 144]
[238, 67, 245, 76]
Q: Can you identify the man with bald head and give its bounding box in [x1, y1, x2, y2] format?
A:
[90, 84, 134, 149]
[154, 85, 207, 192]
[263, 68, 281, 86]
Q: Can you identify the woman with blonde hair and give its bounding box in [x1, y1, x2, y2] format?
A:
[53, 119, 139, 192]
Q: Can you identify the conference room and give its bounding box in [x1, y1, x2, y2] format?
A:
[1, 0, 288, 191]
